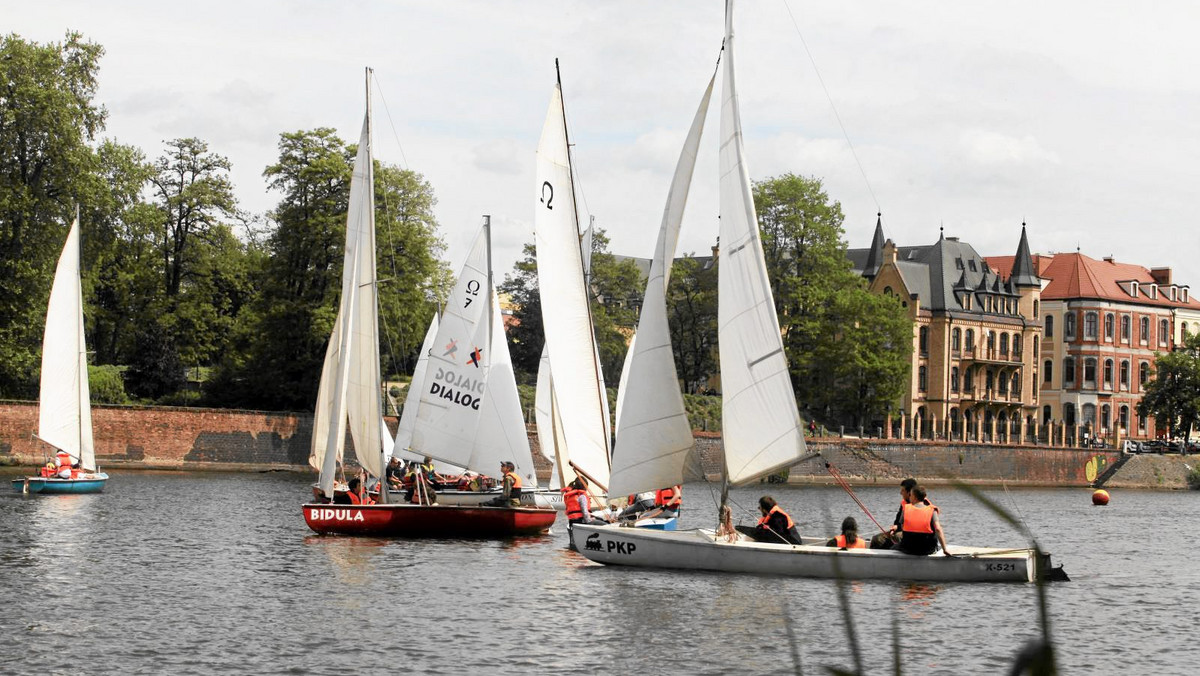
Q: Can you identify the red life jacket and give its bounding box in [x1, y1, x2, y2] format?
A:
[347, 491, 362, 505]
[56, 451, 71, 469]
[564, 488, 588, 520]
[758, 505, 794, 529]
[655, 486, 681, 508]
[835, 533, 866, 549]
[901, 503, 935, 534]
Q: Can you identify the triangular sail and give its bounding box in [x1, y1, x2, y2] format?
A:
[313, 102, 384, 497]
[409, 225, 538, 482]
[393, 314, 438, 462]
[608, 74, 715, 498]
[718, 1, 807, 485]
[534, 82, 612, 492]
[39, 216, 95, 471]
[534, 349, 567, 490]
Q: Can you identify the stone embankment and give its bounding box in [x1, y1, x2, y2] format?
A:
[0, 401, 1192, 489]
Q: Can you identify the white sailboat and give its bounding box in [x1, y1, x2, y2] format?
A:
[570, 2, 1057, 582]
[533, 68, 612, 506]
[13, 214, 108, 494]
[304, 73, 555, 537]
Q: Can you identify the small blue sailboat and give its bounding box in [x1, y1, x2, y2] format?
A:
[11, 214, 108, 495]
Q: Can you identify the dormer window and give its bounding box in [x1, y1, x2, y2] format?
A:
[955, 258, 964, 270]
[1184, 288, 1190, 303]
[1130, 281, 1139, 297]
[969, 260, 977, 272]
[1169, 286, 1178, 301]
[1148, 284, 1158, 299]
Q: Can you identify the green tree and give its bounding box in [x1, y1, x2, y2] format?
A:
[0, 32, 106, 396]
[1138, 332, 1200, 444]
[499, 242, 543, 382]
[667, 254, 718, 393]
[752, 173, 910, 427]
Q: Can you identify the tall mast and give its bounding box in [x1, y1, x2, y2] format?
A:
[484, 215, 494, 359]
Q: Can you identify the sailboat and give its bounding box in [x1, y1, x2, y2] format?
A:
[533, 65, 613, 510]
[12, 215, 108, 495]
[570, 1, 1059, 582]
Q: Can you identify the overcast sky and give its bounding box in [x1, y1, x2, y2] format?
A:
[11, 0, 1200, 286]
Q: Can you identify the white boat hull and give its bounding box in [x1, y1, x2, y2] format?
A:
[435, 488, 565, 511]
[568, 524, 1045, 583]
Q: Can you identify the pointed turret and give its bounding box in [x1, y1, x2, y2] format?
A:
[1010, 222, 1039, 287]
[862, 212, 885, 280]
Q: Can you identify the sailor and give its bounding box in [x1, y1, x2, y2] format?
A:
[563, 478, 598, 527]
[339, 477, 375, 505]
[654, 485, 682, 516]
[897, 486, 950, 556]
[485, 461, 522, 507]
[750, 495, 801, 545]
[40, 462, 57, 478]
[827, 517, 867, 549]
[385, 457, 405, 489]
[55, 450, 73, 479]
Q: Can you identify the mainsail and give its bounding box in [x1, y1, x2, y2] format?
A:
[533, 80, 612, 492]
[607, 74, 716, 498]
[718, 2, 806, 485]
[38, 216, 95, 472]
[408, 223, 538, 483]
[312, 77, 385, 497]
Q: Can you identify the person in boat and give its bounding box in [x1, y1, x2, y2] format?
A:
[874, 478, 939, 549]
[654, 485, 682, 517]
[385, 457, 405, 490]
[484, 461, 522, 507]
[737, 495, 801, 544]
[618, 491, 657, 519]
[826, 517, 867, 549]
[55, 450, 73, 479]
[563, 478, 602, 528]
[896, 486, 950, 556]
[334, 477, 376, 505]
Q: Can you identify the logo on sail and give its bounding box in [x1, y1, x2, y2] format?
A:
[429, 367, 485, 410]
[467, 347, 483, 368]
[443, 339, 458, 357]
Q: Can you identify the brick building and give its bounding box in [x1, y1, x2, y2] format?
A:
[985, 251, 1200, 443]
[850, 218, 1042, 442]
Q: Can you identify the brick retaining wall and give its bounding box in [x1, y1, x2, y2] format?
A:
[1, 401, 1179, 488]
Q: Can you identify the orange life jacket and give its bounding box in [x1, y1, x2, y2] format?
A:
[655, 486, 681, 508]
[504, 470, 522, 490]
[758, 505, 794, 529]
[835, 533, 867, 549]
[901, 503, 935, 534]
[347, 489, 375, 506]
[56, 451, 71, 469]
[564, 488, 588, 520]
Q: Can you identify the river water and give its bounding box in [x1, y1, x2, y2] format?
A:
[1, 469, 1197, 675]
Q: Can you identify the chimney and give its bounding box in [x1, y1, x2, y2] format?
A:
[1103, 256, 1115, 263]
[1150, 267, 1173, 285]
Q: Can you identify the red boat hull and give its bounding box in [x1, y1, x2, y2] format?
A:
[302, 503, 558, 537]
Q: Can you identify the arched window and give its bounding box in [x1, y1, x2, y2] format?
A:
[1000, 333, 1009, 355]
[999, 370, 1008, 394]
[1119, 405, 1129, 431]
[1011, 372, 1020, 396]
[1033, 300, 1039, 318]
[918, 366, 927, 392]
[1045, 315, 1054, 338]
[1137, 411, 1146, 433]
[965, 328, 975, 349]
[987, 331, 996, 351]
[952, 328, 961, 352]
[1064, 403, 1077, 426]
[1103, 359, 1114, 390]
[1183, 321, 1190, 337]
[1104, 313, 1114, 341]
[1120, 360, 1130, 389]
[1084, 311, 1098, 339]
[951, 367, 960, 392]
[1139, 361, 1150, 387]
[1033, 335, 1039, 356]
[1160, 318, 1169, 346]
[1044, 359, 1053, 383]
[1042, 405, 1052, 425]
[1140, 316, 1150, 344]
[919, 326, 929, 355]
[1084, 357, 1097, 385]
[986, 369, 995, 391]
[883, 286, 893, 296]
[964, 366, 975, 390]
[1064, 357, 1076, 384]
[1065, 312, 1077, 340]
[1101, 404, 1111, 431]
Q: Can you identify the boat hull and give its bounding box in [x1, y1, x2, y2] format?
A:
[11, 473, 109, 494]
[568, 524, 1044, 583]
[302, 503, 558, 537]
[312, 484, 567, 511]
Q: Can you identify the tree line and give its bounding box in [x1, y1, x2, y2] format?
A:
[2, 32, 914, 430]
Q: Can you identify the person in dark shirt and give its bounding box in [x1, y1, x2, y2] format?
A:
[736, 495, 802, 544]
[896, 486, 950, 556]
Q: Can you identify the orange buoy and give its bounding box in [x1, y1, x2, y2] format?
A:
[1092, 489, 1110, 506]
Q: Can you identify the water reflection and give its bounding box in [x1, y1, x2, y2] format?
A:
[898, 582, 942, 618]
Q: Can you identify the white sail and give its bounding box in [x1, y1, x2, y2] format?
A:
[612, 332, 635, 437]
[718, 3, 806, 485]
[534, 348, 567, 489]
[313, 98, 384, 496]
[38, 216, 95, 471]
[608, 74, 714, 498]
[393, 314, 438, 461]
[534, 83, 612, 492]
[409, 225, 538, 482]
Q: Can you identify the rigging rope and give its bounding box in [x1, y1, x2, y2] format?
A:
[824, 462, 887, 534]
